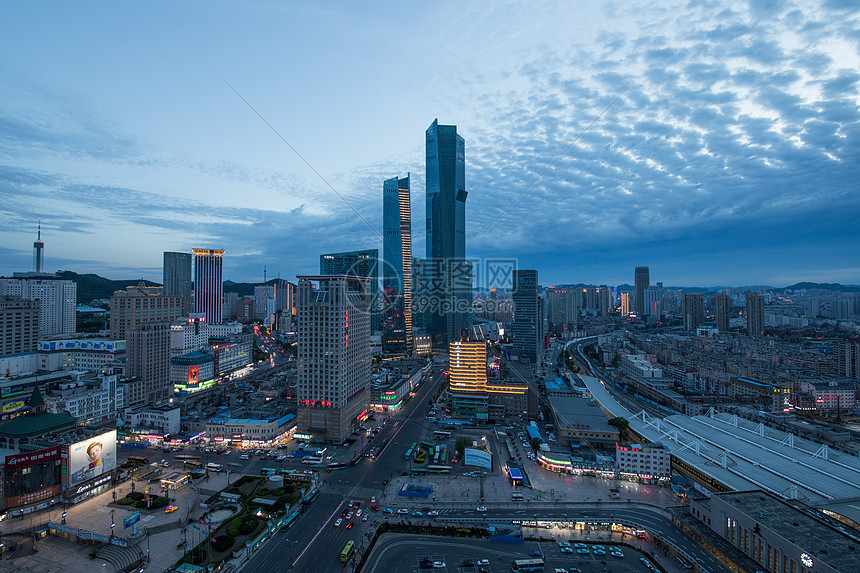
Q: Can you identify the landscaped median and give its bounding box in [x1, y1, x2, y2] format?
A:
[176, 473, 312, 569]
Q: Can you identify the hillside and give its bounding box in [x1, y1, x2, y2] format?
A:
[57, 271, 161, 304]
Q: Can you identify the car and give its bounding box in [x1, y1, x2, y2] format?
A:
[574, 543, 587, 549]
[461, 560, 474, 567]
[477, 559, 490, 566]
[476, 506, 487, 512]
[362, 515, 368, 521]
[353, 500, 361, 508]
[593, 548, 606, 555]
[529, 550, 542, 556]
[428, 510, 439, 516]
[432, 562, 446, 569]
[371, 504, 380, 511]
[356, 509, 363, 517]
[383, 507, 393, 513]
[165, 505, 178, 513]
[346, 522, 353, 529]
[577, 548, 590, 554]
[560, 547, 573, 553]
[371, 496, 376, 503]
[611, 550, 624, 558]
[554, 569, 570, 573]
[412, 511, 423, 517]
[346, 512, 353, 520]
[558, 542, 571, 548]
[239, 454, 249, 460]
[640, 558, 653, 569]
[592, 545, 605, 551]
[419, 559, 433, 569]
[334, 518, 342, 527]
[398, 508, 410, 514]
[383, 479, 389, 485]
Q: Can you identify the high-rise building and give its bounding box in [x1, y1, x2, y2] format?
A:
[382, 174, 413, 354]
[621, 292, 630, 316]
[714, 292, 731, 331]
[833, 295, 851, 321]
[320, 249, 379, 330]
[447, 338, 529, 421]
[296, 275, 371, 443]
[222, 291, 239, 321]
[163, 252, 192, 316]
[126, 321, 171, 405]
[254, 285, 275, 320]
[109, 284, 182, 341]
[746, 292, 765, 337]
[683, 293, 704, 331]
[854, 293, 860, 316]
[0, 277, 76, 337]
[643, 286, 663, 318]
[634, 266, 650, 316]
[598, 286, 612, 317]
[836, 337, 860, 379]
[425, 119, 470, 342]
[0, 297, 39, 355]
[193, 249, 224, 324]
[448, 339, 487, 393]
[513, 270, 541, 364]
[273, 279, 296, 314]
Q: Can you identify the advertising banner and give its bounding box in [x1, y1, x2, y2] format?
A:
[124, 511, 141, 529]
[68, 430, 117, 487]
[5, 445, 61, 469]
[464, 448, 493, 471]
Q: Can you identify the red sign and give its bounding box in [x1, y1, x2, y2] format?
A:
[5, 446, 61, 469]
[188, 365, 199, 385]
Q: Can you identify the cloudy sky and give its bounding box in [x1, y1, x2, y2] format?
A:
[1, 1, 858, 288]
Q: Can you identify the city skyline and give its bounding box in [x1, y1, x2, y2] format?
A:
[1, 2, 859, 286]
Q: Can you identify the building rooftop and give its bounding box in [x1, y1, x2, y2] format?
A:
[0, 411, 76, 438]
[547, 394, 618, 435]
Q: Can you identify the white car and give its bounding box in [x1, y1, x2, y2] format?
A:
[334, 518, 342, 527]
[433, 562, 446, 569]
[477, 559, 490, 566]
[476, 506, 487, 512]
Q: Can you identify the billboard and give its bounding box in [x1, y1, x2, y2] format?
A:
[464, 448, 493, 471]
[68, 430, 117, 487]
[5, 445, 61, 469]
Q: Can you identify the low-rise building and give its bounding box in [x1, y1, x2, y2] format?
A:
[205, 414, 295, 445]
[211, 334, 252, 376]
[170, 350, 215, 392]
[547, 394, 619, 449]
[42, 372, 123, 425]
[619, 353, 663, 378]
[38, 337, 125, 373]
[615, 442, 671, 479]
[731, 377, 790, 411]
[125, 404, 181, 436]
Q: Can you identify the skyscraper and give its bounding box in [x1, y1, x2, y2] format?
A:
[110, 284, 181, 340]
[320, 249, 379, 330]
[634, 266, 650, 315]
[513, 270, 541, 364]
[425, 119, 470, 342]
[383, 174, 413, 354]
[643, 286, 663, 318]
[0, 297, 39, 355]
[193, 249, 225, 324]
[0, 277, 76, 337]
[163, 252, 192, 316]
[746, 292, 765, 337]
[126, 321, 171, 405]
[296, 275, 371, 443]
[621, 292, 630, 316]
[714, 292, 731, 331]
[683, 292, 704, 331]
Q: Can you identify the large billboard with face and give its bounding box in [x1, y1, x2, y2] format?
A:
[68, 430, 117, 487]
[464, 448, 493, 471]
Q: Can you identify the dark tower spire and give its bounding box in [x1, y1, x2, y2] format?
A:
[33, 221, 44, 274]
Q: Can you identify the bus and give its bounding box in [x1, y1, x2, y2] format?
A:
[261, 467, 277, 475]
[420, 441, 433, 449]
[440, 444, 447, 464]
[340, 540, 355, 562]
[511, 558, 545, 572]
[184, 460, 202, 470]
[302, 487, 319, 506]
[411, 468, 427, 476]
[426, 465, 452, 473]
[302, 456, 323, 464]
[433, 430, 452, 439]
[404, 446, 414, 460]
[433, 448, 440, 464]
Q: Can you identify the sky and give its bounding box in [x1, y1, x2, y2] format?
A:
[1, 1, 859, 289]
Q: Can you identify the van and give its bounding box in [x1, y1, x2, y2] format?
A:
[205, 463, 223, 472]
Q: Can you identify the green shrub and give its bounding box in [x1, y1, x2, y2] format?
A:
[226, 517, 242, 537]
[127, 492, 144, 501]
[239, 517, 258, 535]
[116, 497, 134, 505]
[212, 535, 234, 552]
[151, 496, 169, 509]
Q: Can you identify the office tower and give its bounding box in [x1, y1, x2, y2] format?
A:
[836, 337, 860, 379]
[411, 257, 426, 332]
[746, 292, 765, 337]
[163, 252, 192, 316]
[273, 279, 296, 314]
[715, 292, 731, 331]
[634, 266, 650, 315]
[449, 339, 487, 392]
[33, 223, 44, 274]
[126, 321, 171, 405]
[513, 270, 541, 364]
[683, 293, 704, 331]
[169, 316, 208, 358]
[598, 286, 612, 317]
[447, 337, 528, 420]
[0, 277, 76, 337]
[621, 293, 630, 315]
[320, 249, 379, 330]
[254, 285, 275, 320]
[296, 275, 371, 443]
[110, 284, 181, 340]
[643, 286, 663, 318]
[382, 174, 413, 354]
[193, 249, 225, 324]
[546, 287, 576, 331]
[425, 118, 470, 342]
[222, 291, 239, 321]
[0, 297, 39, 355]
[319, 249, 378, 279]
[236, 298, 255, 323]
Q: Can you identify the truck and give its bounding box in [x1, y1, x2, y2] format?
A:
[205, 463, 224, 472]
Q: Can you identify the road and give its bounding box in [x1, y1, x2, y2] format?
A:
[241, 366, 446, 573]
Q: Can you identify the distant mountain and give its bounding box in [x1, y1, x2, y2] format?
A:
[56, 271, 161, 304]
[223, 279, 285, 298]
[775, 282, 860, 293]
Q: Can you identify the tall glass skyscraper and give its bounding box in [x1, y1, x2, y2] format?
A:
[163, 251, 192, 316]
[425, 119, 470, 342]
[382, 174, 413, 354]
[193, 249, 224, 324]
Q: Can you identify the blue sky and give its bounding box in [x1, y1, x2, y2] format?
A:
[1, 1, 859, 288]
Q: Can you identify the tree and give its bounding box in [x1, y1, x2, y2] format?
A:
[608, 417, 630, 439]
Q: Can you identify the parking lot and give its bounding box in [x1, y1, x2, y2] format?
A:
[364, 534, 664, 573]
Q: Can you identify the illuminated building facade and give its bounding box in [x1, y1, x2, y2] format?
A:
[447, 339, 528, 421]
[382, 174, 413, 354]
[193, 248, 225, 324]
[296, 276, 371, 443]
[621, 292, 630, 315]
